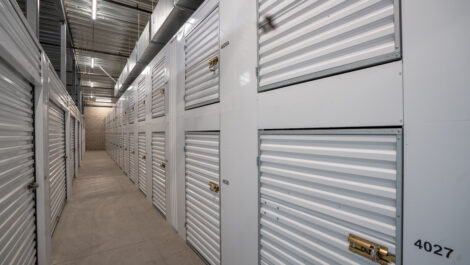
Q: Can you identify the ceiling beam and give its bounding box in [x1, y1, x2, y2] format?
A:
[101, 0, 152, 14]
[74, 47, 129, 58]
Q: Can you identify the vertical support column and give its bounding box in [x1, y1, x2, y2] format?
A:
[60, 22, 67, 86]
[65, 111, 72, 201]
[26, 0, 39, 37]
[36, 53, 51, 265]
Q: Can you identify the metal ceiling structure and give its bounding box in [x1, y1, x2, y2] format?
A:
[64, 0, 154, 104]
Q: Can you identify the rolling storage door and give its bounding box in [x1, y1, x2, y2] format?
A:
[151, 132, 166, 216]
[124, 132, 128, 174]
[258, 129, 402, 265]
[138, 132, 147, 195]
[185, 132, 220, 265]
[48, 102, 67, 234]
[0, 61, 37, 265]
[257, 0, 401, 91]
[137, 77, 146, 122]
[151, 57, 167, 118]
[70, 118, 75, 178]
[128, 89, 136, 124]
[129, 133, 136, 183]
[184, 6, 220, 110]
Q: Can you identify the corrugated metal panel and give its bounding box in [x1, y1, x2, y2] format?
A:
[257, 0, 401, 91]
[184, 7, 220, 110]
[258, 129, 402, 265]
[0, 61, 37, 265]
[137, 77, 147, 122]
[185, 132, 221, 265]
[129, 133, 136, 183]
[70, 118, 75, 178]
[152, 132, 166, 216]
[151, 57, 167, 118]
[120, 132, 124, 170]
[124, 132, 128, 174]
[48, 101, 67, 235]
[128, 89, 136, 124]
[138, 132, 147, 195]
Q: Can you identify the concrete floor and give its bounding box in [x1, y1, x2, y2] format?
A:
[52, 151, 204, 265]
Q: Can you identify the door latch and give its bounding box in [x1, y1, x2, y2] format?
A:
[28, 182, 39, 190]
[208, 56, 219, 72]
[161, 88, 165, 95]
[208, 181, 219, 193]
[160, 162, 166, 169]
[348, 234, 396, 265]
[142, 155, 146, 160]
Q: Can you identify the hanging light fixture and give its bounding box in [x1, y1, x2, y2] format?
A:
[91, 57, 95, 68]
[92, 0, 97, 20]
[91, 82, 94, 88]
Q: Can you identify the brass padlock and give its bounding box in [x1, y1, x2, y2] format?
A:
[208, 181, 219, 193]
[348, 234, 396, 265]
[208, 56, 219, 72]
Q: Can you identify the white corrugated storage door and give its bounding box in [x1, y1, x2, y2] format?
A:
[137, 77, 146, 122]
[151, 57, 167, 118]
[119, 132, 123, 169]
[138, 132, 147, 195]
[184, 6, 220, 110]
[128, 89, 136, 124]
[124, 132, 128, 174]
[0, 61, 37, 265]
[258, 129, 402, 265]
[257, 0, 401, 91]
[129, 133, 136, 183]
[70, 118, 75, 178]
[185, 132, 220, 265]
[152, 132, 166, 215]
[48, 102, 67, 234]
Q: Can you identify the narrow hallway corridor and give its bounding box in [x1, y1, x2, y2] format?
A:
[51, 151, 203, 265]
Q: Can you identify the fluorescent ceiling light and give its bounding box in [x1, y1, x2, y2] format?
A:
[90, 82, 94, 87]
[95, 97, 111, 103]
[91, 58, 94, 68]
[92, 0, 97, 20]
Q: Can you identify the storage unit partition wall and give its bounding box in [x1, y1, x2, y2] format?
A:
[151, 56, 167, 118]
[152, 132, 167, 216]
[0, 60, 37, 265]
[258, 129, 402, 264]
[185, 132, 221, 265]
[48, 102, 67, 235]
[184, 6, 220, 109]
[138, 132, 147, 195]
[257, 0, 401, 91]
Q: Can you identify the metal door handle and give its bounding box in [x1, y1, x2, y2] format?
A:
[208, 181, 219, 193]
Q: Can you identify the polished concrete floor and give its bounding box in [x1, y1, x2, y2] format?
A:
[52, 151, 204, 265]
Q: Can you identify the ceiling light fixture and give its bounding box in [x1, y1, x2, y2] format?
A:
[92, 0, 97, 20]
[90, 82, 94, 88]
[95, 97, 112, 103]
[91, 57, 94, 68]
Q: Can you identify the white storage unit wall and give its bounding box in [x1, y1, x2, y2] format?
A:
[184, 5, 220, 109]
[0, 60, 37, 265]
[102, 1, 470, 265]
[152, 132, 167, 215]
[124, 131, 129, 174]
[128, 86, 136, 124]
[138, 132, 147, 195]
[258, 129, 402, 265]
[257, 0, 401, 91]
[185, 132, 221, 265]
[48, 102, 67, 234]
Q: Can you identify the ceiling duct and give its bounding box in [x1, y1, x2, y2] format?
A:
[115, 0, 204, 97]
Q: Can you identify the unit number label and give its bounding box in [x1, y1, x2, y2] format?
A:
[414, 239, 454, 258]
